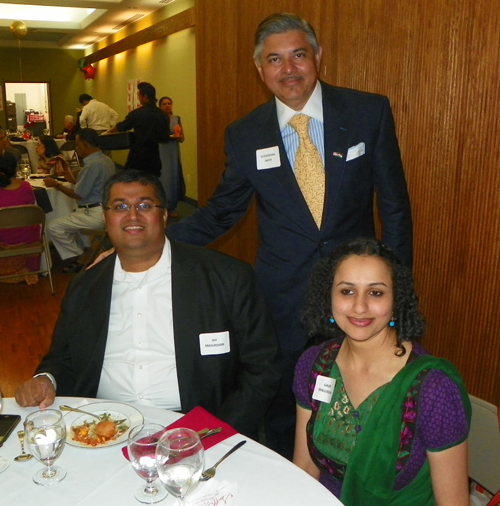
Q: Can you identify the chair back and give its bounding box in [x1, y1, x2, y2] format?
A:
[0, 204, 45, 231]
[468, 395, 500, 495]
[0, 205, 54, 294]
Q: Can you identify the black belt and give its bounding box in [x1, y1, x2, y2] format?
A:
[78, 203, 101, 209]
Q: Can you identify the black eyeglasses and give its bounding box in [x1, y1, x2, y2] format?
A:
[103, 203, 165, 213]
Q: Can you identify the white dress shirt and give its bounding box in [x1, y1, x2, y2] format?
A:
[97, 240, 181, 409]
[277, 81, 325, 168]
[80, 99, 119, 131]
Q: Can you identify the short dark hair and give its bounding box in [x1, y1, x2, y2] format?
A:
[38, 135, 62, 158]
[302, 237, 425, 355]
[159, 96, 173, 106]
[0, 152, 18, 187]
[103, 170, 167, 208]
[78, 94, 93, 104]
[253, 13, 320, 63]
[76, 128, 100, 148]
[138, 82, 157, 104]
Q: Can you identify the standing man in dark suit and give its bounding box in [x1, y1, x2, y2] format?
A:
[15, 170, 281, 440]
[167, 13, 413, 459]
[108, 82, 170, 177]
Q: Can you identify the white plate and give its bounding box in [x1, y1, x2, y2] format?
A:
[63, 402, 144, 449]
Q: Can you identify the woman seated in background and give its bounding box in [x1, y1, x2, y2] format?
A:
[158, 96, 185, 218]
[0, 153, 40, 285]
[293, 237, 470, 506]
[35, 135, 68, 175]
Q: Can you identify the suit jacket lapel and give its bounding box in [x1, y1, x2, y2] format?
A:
[170, 241, 198, 412]
[321, 83, 351, 234]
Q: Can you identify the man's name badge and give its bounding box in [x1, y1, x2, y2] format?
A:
[256, 146, 280, 170]
[199, 331, 230, 355]
[312, 375, 336, 403]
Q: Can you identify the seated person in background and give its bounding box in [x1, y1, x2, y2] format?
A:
[55, 115, 79, 141]
[0, 152, 39, 285]
[35, 135, 68, 175]
[0, 127, 21, 162]
[44, 128, 115, 273]
[293, 237, 470, 506]
[15, 170, 281, 439]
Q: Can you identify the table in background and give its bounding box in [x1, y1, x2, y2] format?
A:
[11, 139, 68, 173]
[0, 397, 341, 506]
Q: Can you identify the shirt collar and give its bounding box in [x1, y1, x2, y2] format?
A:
[276, 80, 323, 130]
[113, 239, 171, 286]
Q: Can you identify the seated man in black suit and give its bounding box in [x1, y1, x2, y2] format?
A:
[15, 170, 281, 439]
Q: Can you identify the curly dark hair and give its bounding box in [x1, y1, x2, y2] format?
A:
[302, 237, 425, 355]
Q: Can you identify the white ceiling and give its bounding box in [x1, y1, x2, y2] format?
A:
[0, 0, 174, 50]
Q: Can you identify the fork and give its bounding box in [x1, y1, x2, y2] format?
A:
[200, 440, 246, 481]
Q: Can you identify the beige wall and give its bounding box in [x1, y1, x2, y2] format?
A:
[81, 0, 197, 199]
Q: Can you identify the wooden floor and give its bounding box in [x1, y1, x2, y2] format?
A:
[0, 255, 73, 397]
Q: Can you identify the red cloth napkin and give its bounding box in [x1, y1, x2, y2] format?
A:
[122, 406, 237, 460]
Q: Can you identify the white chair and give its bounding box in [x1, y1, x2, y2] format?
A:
[0, 205, 54, 295]
[468, 395, 500, 496]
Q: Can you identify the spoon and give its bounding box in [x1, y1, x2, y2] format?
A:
[14, 431, 33, 462]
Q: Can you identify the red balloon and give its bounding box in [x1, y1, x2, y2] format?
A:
[83, 64, 96, 80]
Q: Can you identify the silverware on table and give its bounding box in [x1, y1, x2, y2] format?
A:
[200, 440, 246, 481]
[59, 405, 127, 424]
[14, 431, 33, 462]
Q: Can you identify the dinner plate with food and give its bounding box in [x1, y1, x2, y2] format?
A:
[61, 402, 144, 449]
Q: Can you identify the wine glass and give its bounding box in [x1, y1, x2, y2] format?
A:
[0, 390, 8, 474]
[128, 423, 168, 504]
[156, 428, 204, 506]
[24, 409, 66, 486]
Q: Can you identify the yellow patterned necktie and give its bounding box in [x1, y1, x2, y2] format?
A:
[288, 114, 325, 229]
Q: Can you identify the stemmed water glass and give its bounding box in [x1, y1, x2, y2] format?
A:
[128, 423, 168, 504]
[24, 409, 66, 486]
[0, 390, 8, 474]
[156, 428, 204, 506]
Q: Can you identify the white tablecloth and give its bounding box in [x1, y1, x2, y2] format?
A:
[11, 139, 68, 173]
[0, 397, 341, 506]
[29, 178, 75, 271]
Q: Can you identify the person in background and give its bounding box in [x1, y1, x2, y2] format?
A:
[167, 13, 413, 459]
[35, 135, 68, 175]
[15, 170, 281, 440]
[158, 96, 185, 218]
[44, 128, 115, 273]
[0, 127, 21, 162]
[55, 115, 79, 141]
[0, 152, 39, 285]
[108, 82, 170, 177]
[78, 94, 119, 134]
[293, 237, 470, 505]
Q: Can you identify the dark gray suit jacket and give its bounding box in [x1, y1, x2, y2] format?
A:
[168, 81, 412, 351]
[36, 240, 281, 438]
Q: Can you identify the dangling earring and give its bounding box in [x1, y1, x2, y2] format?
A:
[328, 317, 335, 325]
[389, 316, 397, 328]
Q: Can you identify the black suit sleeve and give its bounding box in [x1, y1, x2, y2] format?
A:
[167, 128, 255, 245]
[373, 97, 413, 266]
[213, 261, 281, 437]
